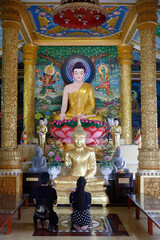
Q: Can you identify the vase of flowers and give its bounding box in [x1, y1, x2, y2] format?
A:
[100, 160, 114, 185]
[98, 142, 114, 185]
[46, 141, 63, 183]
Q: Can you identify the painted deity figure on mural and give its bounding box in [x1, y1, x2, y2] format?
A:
[36, 63, 60, 96]
[53, 62, 103, 121]
[111, 118, 122, 150]
[95, 64, 111, 95]
[37, 117, 48, 151]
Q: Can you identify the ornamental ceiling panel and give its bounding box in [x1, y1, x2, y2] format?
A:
[25, 5, 131, 39]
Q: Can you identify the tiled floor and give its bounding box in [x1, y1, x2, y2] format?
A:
[1, 205, 160, 239]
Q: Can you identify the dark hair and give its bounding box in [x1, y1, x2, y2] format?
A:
[114, 118, 118, 121]
[75, 176, 86, 210]
[39, 117, 44, 121]
[72, 62, 86, 73]
[40, 172, 49, 184]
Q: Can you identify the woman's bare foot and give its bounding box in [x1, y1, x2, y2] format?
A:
[43, 219, 49, 230]
[37, 219, 42, 229]
[80, 225, 89, 231]
[73, 224, 81, 231]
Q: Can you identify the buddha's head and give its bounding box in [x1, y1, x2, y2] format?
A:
[72, 62, 86, 84]
[36, 146, 43, 156]
[114, 118, 119, 126]
[39, 117, 44, 125]
[72, 118, 86, 148]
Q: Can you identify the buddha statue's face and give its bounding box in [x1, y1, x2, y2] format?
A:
[114, 120, 119, 126]
[39, 119, 44, 125]
[73, 134, 86, 148]
[73, 68, 85, 83]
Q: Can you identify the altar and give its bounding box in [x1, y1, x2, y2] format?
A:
[19, 143, 139, 178]
[20, 140, 138, 206]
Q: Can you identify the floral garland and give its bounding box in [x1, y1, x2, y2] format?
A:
[48, 117, 107, 129]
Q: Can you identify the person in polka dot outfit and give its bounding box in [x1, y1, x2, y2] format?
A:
[70, 177, 91, 231]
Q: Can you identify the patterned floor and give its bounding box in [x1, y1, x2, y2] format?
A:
[33, 214, 129, 236]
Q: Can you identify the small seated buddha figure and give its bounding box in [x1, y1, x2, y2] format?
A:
[28, 146, 47, 173]
[53, 119, 109, 206]
[53, 62, 103, 121]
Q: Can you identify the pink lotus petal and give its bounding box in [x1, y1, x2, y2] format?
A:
[61, 138, 72, 144]
[100, 132, 107, 138]
[91, 130, 105, 138]
[61, 124, 71, 132]
[85, 126, 97, 132]
[86, 131, 91, 138]
[66, 130, 73, 138]
[54, 129, 67, 138]
[85, 138, 96, 145]
[49, 130, 57, 138]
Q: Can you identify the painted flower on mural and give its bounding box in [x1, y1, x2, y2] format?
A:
[35, 102, 40, 106]
[35, 97, 52, 124]
[42, 105, 47, 109]
[35, 112, 42, 120]
[45, 110, 50, 119]
[102, 98, 120, 120]
[48, 118, 109, 145]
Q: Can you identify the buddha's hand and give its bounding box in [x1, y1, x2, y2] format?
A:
[60, 113, 66, 121]
[114, 132, 119, 136]
[75, 114, 85, 119]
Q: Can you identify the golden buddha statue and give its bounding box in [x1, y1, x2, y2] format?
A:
[53, 62, 103, 121]
[53, 118, 109, 206]
[37, 117, 48, 151]
[111, 118, 122, 150]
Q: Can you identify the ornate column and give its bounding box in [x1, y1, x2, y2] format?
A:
[136, 0, 159, 170]
[136, 0, 160, 197]
[22, 44, 39, 141]
[0, 0, 22, 193]
[118, 44, 133, 144]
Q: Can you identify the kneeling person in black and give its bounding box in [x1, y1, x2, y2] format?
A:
[33, 172, 58, 229]
[70, 176, 91, 231]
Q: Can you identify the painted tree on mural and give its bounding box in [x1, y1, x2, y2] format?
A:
[37, 46, 118, 75]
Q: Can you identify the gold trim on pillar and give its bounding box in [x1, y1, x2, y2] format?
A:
[22, 44, 39, 140]
[0, 0, 22, 169]
[136, 0, 158, 29]
[1, 0, 22, 22]
[136, 0, 159, 171]
[118, 44, 133, 145]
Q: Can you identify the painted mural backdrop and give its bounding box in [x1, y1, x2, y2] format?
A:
[132, 81, 160, 128]
[35, 46, 120, 127]
[131, 49, 160, 130]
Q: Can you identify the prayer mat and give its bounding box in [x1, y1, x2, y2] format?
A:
[33, 214, 129, 236]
